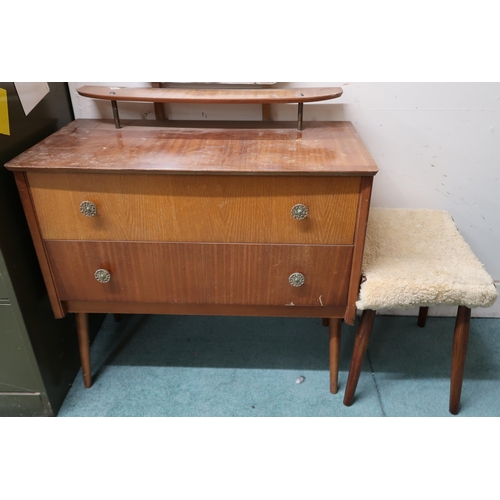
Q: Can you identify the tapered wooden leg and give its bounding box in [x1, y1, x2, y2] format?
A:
[329, 318, 342, 394]
[322, 318, 330, 327]
[418, 306, 429, 328]
[449, 306, 471, 415]
[76, 312, 92, 388]
[343, 309, 376, 406]
[113, 314, 122, 323]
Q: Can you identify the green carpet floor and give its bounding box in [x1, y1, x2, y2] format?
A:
[57, 313, 500, 417]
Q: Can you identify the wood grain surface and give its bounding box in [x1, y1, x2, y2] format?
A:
[76, 86, 343, 104]
[6, 120, 379, 176]
[46, 241, 353, 307]
[345, 176, 374, 324]
[13, 172, 65, 318]
[28, 173, 360, 244]
[64, 301, 346, 319]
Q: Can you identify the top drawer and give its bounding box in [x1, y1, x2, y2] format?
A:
[27, 172, 360, 244]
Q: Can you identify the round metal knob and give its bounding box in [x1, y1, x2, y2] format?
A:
[94, 269, 111, 283]
[291, 204, 308, 220]
[289, 272, 305, 287]
[80, 201, 97, 217]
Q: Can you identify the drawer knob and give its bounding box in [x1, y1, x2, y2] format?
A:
[289, 272, 305, 287]
[291, 204, 308, 220]
[80, 201, 97, 217]
[94, 269, 111, 283]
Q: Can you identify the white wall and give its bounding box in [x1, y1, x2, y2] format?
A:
[68, 82, 500, 317]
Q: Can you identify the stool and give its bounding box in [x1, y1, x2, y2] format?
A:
[343, 208, 498, 414]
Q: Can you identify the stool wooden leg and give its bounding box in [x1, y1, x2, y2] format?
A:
[418, 306, 429, 327]
[343, 309, 376, 406]
[329, 318, 342, 393]
[322, 318, 330, 327]
[76, 312, 92, 388]
[113, 313, 122, 323]
[449, 305, 471, 415]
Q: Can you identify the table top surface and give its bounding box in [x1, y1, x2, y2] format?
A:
[5, 119, 378, 176]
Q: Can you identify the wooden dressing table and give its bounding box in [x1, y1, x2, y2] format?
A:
[5, 86, 378, 395]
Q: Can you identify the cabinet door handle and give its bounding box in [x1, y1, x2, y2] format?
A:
[291, 204, 308, 220]
[289, 272, 305, 287]
[94, 269, 111, 283]
[80, 201, 97, 217]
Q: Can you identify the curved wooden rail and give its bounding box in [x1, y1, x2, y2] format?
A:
[76, 85, 343, 130]
[76, 86, 343, 104]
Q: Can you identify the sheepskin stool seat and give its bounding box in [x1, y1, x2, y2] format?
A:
[343, 208, 498, 414]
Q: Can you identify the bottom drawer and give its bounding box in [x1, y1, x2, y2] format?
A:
[46, 241, 353, 307]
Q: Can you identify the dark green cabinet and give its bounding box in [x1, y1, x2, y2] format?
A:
[0, 286, 41, 394]
[0, 83, 103, 416]
[0, 265, 7, 298]
[0, 261, 47, 416]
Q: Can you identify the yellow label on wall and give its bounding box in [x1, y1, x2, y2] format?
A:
[0, 88, 10, 136]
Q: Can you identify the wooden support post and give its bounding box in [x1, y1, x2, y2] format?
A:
[418, 306, 429, 327]
[449, 305, 471, 415]
[152, 82, 167, 120]
[76, 312, 92, 388]
[343, 309, 376, 406]
[262, 103, 271, 121]
[329, 318, 342, 394]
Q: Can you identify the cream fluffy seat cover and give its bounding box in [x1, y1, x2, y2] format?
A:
[356, 208, 498, 311]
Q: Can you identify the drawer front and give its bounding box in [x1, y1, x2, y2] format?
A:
[46, 241, 353, 307]
[28, 173, 360, 244]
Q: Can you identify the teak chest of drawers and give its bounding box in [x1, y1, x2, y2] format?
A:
[5, 118, 378, 394]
